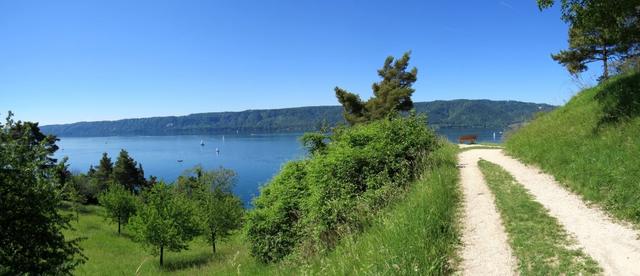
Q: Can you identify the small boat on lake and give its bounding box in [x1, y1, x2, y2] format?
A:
[200, 140, 205, 146]
[177, 159, 184, 162]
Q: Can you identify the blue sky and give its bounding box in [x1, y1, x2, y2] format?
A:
[0, 0, 601, 125]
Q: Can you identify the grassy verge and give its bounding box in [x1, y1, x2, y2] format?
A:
[296, 142, 461, 275]
[63, 141, 462, 275]
[478, 160, 601, 275]
[506, 73, 640, 224]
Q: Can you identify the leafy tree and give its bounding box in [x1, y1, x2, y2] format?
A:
[65, 183, 86, 222]
[129, 183, 201, 266]
[199, 191, 243, 254]
[0, 112, 85, 274]
[71, 173, 104, 204]
[175, 166, 244, 254]
[94, 152, 113, 183]
[538, 0, 640, 80]
[99, 184, 138, 235]
[196, 167, 244, 254]
[113, 149, 147, 193]
[301, 120, 331, 154]
[335, 52, 418, 125]
[54, 157, 73, 187]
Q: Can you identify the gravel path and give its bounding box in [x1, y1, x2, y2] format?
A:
[473, 148, 640, 276]
[458, 150, 517, 275]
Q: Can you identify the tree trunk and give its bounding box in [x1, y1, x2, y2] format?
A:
[211, 232, 216, 254]
[160, 246, 164, 266]
[118, 217, 121, 235]
[603, 45, 609, 80]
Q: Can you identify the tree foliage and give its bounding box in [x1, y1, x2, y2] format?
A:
[0, 112, 85, 275]
[176, 166, 244, 254]
[198, 190, 243, 254]
[538, 0, 640, 80]
[335, 52, 418, 125]
[129, 183, 201, 266]
[113, 149, 148, 193]
[99, 184, 138, 235]
[95, 152, 113, 184]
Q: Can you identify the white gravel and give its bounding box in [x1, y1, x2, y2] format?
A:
[472, 148, 640, 276]
[458, 150, 518, 275]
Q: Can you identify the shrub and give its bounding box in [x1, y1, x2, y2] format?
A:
[245, 114, 437, 262]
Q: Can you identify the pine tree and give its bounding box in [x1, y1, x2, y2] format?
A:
[538, 0, 640, 80]
[335, 52, 418, 125]
[95, 152, 113, 183]
[112, 150, 145, 193]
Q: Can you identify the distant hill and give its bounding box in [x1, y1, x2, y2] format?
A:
[41, 100, 555, 137]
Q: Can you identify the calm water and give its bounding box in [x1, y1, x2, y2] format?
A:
[55, 128, 503, 206]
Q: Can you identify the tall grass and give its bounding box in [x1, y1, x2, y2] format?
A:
[506, 72, 640, 223]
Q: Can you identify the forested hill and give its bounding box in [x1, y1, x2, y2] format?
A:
[41, 100, 555, 137]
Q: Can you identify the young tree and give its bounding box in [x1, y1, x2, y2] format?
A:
[129, 183, 201, 266]
[65, 183, 86, 222]
[0, 112, 85, 274]
[335, 52, 418, 125]
[538, 0, 640, 80]
[175, 166, 244, 254]
[99, 184, 138, 235]
[199, 194, 244, 254]
[113, 149, 146, 193]
[94, 152, 113, 183]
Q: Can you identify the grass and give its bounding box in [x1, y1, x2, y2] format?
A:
[63, 204, 278, 275]
[506, 72, 640, 224]
[63, 142, 462, 275]
[478, 159, 601, 275]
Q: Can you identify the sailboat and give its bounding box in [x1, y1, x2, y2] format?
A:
[200, 140, 205, 146]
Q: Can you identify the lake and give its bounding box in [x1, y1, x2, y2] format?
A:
[55, 128, 503, 206]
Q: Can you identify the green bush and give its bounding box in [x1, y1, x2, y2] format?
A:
[245, 115, 438, 263]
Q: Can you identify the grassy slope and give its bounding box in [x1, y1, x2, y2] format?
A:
[478, 160, 601, 275]
[506, 73, 640, 223]
[64, 142, 461, 275]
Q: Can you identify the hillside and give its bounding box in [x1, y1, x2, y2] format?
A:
[41, 100, 554, 137]
[506, 72, 640, 224]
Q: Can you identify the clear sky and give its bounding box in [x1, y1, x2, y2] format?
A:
[0, 0, 602, 125]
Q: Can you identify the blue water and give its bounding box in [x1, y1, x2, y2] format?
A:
[55, 128, 503, 206]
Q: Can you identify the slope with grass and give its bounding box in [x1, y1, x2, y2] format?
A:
[506, 72, 640, 224]
[63, 142, 462, 275]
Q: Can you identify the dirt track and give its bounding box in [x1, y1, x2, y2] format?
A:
[458, 148, 640, 276]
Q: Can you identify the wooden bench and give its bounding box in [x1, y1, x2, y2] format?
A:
[458, 134, 478, 144]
